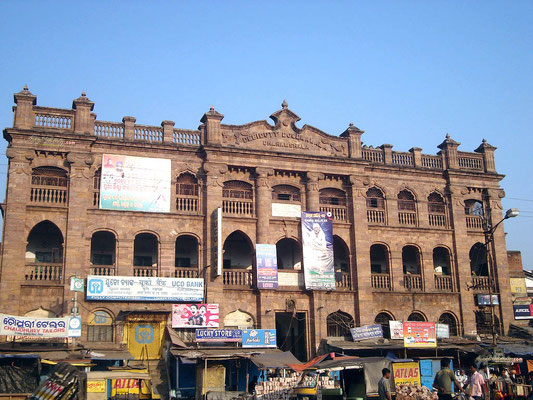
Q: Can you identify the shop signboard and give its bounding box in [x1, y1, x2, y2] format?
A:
[510, 278, 527, 296]
[68, 317, 82, 337]
[100, 154, 171, 213]
[172, 304, 219, 328]
[242, 329, 277, 348]
[0, 314, 70, 338]
[87, 380, 106, 393]
[392, 362, 421, 386]
[436, 323, 449, 339]
[403, 322, 436, 348]
[389, 321, 404, 339]
[86, 275, 204, 302]
[513, 304, 533, 319]
[301, 211, 335, 290]
[195, 329, 242, 342]
[350, 325, 383, 341]
[477, 294, 499, 305]
[256, 244, 278, 289]
[272, 203, 301, 218]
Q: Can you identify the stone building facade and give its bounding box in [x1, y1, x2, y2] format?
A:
[0, 87, 514, 360]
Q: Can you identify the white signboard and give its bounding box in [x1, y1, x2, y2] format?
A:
[0, 314, 69, 338]
[436, 323, 450, 339]
[278, 271, 304, 287]
[68, 317, 82, 337]
[389, 320, 404, 339]
[272, 203, 302, 218]
[213, 207, 222, 276]
[86, 275, 204, 302]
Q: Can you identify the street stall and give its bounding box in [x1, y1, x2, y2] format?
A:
[86, 369, 153, 400]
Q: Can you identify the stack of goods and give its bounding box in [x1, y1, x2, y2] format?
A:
[318, 375, 338, 389]
[254, 372, 301, 400]
[395, 384, 439, 400]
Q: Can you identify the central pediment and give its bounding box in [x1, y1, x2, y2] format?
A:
[220, 101, 348, 157]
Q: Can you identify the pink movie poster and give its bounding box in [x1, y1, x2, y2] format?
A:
[171, 304, 219, 328]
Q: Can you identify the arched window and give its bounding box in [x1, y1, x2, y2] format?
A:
[276, 238, 302, 270]
[223, 231, 253, 269]
[223, 181, 254, 216]
[370, 244, 389, 274]
[465, 200, 484, 229]
[176, 173, 199, 213]
[320, 188, 347, 221]
[334, 236, 350, 289]
[88, 310, 114, 342]
[398, 190, 417, 226]
[175, 235, 199, 276]
[439, 312, 458, 337]
[30, 167, 68, 206]
[93, 168, 101, 207]
[90, 231, 116, 276]
[133, 233, 158, 276]
[403, 245, 422, 290]
[470, 243, 488, 276]
[272, 185, 301, 203]
[428, 192, 446, 227]
[25, 221, 64, 282]
[375, 312, 394, 338]
[366, 187, 386, 224]
[433, 247, 451, 276]
[407, 312, 426, 322]
[326, 311, 354, 337]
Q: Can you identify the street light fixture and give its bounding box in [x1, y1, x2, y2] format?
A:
[483, 208, 519, 346]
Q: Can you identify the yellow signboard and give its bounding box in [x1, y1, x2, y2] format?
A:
[87, 380, 106, 393]
[392, 362, 421, 386]
[510, 278, 527, 296]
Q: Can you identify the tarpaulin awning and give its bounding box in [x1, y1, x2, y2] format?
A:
[88, 349, 134, 360]
[87, 370, 151, 379]
[166, 326, 189, 348]
[170, 347, 282, 360]
[0, 353, 40, 358]
[287, 353, 329, 372]
[250, 351, 300, 369]
[496, 343, 533, 356]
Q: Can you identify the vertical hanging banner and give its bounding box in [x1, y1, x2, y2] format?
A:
[301, 211, 335, 290]
[100, 154, 171, 213]
[213, 207, 222, 276]
[256, 244, 278, 289]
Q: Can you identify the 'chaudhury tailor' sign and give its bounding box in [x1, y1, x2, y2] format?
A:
[0, 314, 75, 338]
[86, 276, 204, 302]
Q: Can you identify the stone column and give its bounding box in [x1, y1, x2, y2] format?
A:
[72, 92, 95, 134]
[438, 134, 460, 170]
[159, 240, 175, 278]
[475, 139, 497, 173]
[381, 144, 393, 165]
[13, 86, 37, 130]
[116, 239, 134, 276]
[162, 120, 175, 144]
[410, 147, 422, 168]
[201, 107, 224, 146]
[421, 250, 434, 292]
[390, 246, 404, 293]
[255, 168, 274, 244]
[340, 123, 364, 159]
[306, 172, 323, 212]
[123, 116, 136, 141]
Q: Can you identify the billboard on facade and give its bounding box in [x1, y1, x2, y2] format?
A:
[100, 154, 171, 213]
[350, 325, 383, 341]
[392, 362, 421, 386]
[403, 322, 437, 348]
[256, 244, 278, 289]
[172, 304, 219, 328]
[86, 276, 204, 302]
[272, 203, 302, 218]
[389, 321, 404, 340]
[301, 211, 335, 290]
[513, 304, 533, 319]
[436, 323, 450, 339]
[242, 329, 277, 348]
[0, 314, 72, 338]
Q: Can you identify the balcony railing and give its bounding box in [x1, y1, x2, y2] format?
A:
[398, 211, 417, 226]
[435, 275, 453, 291]
[466, 215, 484, 230]
[429, 214, 447, 228]
[25, 263, 63, 282]
[94, 121, 124, 139]
[371, 273, 391, 290]
[176, 195, 199, 214]
[133, 267, 158, 277]
[174, 268, 198, 278]
[404, 274, 422, 291]
[223, 269, 253, 288]
[30, 186, 68, 206]
[222, 199, 254, 217]
[34, 109, 73, 130]
[90, 265, 116, 276]
[367, 209, 386, 225]
[336, 272, 351, 290]
[320, 205, 347, 222]
[472, 276, 493, 291]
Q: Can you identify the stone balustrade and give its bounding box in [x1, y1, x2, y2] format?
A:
[223, 269, 253, 288]
[320, 205, 347, 221]
[90, 265, 116, 276]
[174, 268, 198, 279]
[466, 215, 484, 230]
[25, 263, 63, 282]
[404, 274, 423, 290]
[434, 275, 454, 291]
[133, 267, 158, 277]
[371, 273, 391, 290]
[30, 186, 68, 206]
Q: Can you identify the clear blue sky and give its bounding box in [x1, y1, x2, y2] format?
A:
[1, 1, 532, 267]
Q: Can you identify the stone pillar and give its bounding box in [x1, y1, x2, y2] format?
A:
[447, 183, 477, 335]
[417, 196, 430, 229]
[475, 139, 497, 173]
[122, 116, 136, 141]
[421, 250, 434, 291]
[340, 123, 364, 159]
[0, 149, 34, 314]
[200, 107, 224, 146]
[13, 86, 37, 130]
[410, 147, 422, 168]
[306, 172, 323, 212]
[117, 239, 134, 276]
[160, 240, 175, 278]
[162, 120, 175, 144]
[438, 134, 460, 170]
[389, 247, 403, 293]
[380, 144, 393, 164]
[72, 92, 95, 134]
[255, 168, 274, 244]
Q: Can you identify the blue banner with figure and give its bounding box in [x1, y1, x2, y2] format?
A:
[242, 329, 277, 348]
[301, 211, 335, 290]
[256, 244, 278, 289]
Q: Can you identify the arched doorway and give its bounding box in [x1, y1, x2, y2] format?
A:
[333, 236, 350, 288]
[276, 238, 302, 270]
[90, 231, 116, 275]
[439, 312, 458, 337]
[223, 231, 253, 269]
[175, 235, 199, 272]
[133, 233, 158, 277]
[25, 221, 64, 282]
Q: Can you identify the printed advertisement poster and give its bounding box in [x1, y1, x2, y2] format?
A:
[513, 304, 533, 319]
[256, 244, 278, 289]
[477, 294, 499, 305]
[195, 329, 242, 342]
[301, 211, 335, 290]
[436, 323, 449, 339]
[86, 275, 204, 302]
[403, 322, 437, 348]
[393, 362, 421, 386]
[0, 314, 69, 338]
[242, 329, 277, 348]
[350, 325, 383, 341]
[389, 321, 404, 340]
[100, 154, 171, 213]
[172, 304, 219, 328]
